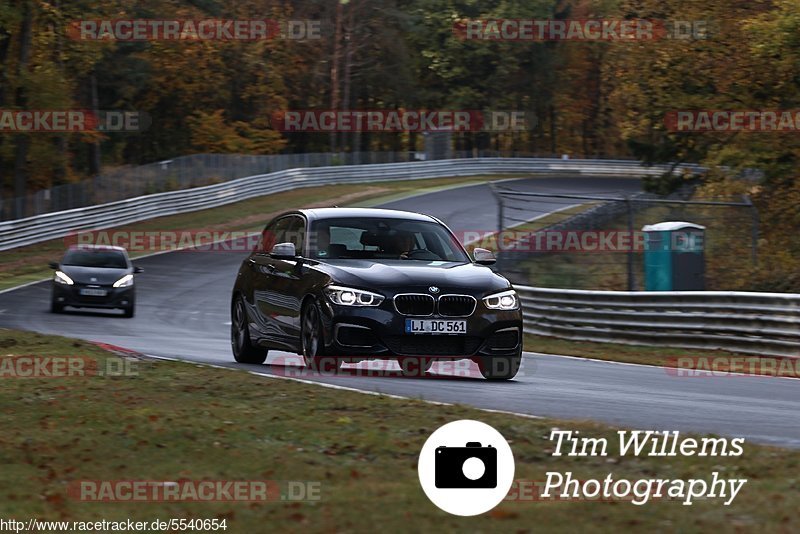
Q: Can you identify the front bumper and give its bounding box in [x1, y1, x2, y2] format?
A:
[318, 298, 522, 360]
[52, 283, 135, 310]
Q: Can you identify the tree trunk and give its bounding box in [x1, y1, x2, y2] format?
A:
[342, 3, 357, 155]
[0, 16, 12, 218]
[53, 0, 68, 187]
[329, 1, 344, 153]
[13, 0, 33, 218]
[90, 73, 101, 176]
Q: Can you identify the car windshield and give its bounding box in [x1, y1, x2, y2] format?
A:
[62, 249, 128, 269]
[309, 218, 468, 262]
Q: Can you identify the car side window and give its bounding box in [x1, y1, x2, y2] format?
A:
[262, 217, 293, 253]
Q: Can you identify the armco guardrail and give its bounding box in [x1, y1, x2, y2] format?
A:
[0, 158, 694, 251]
[517, 286, 800, 357]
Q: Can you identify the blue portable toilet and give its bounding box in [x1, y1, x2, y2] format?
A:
[642, 222, 706, 291]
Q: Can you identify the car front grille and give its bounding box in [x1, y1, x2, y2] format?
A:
[437, 295, 477, 317]
[394, 294, 477, 317]
[394, 294, 435, 316]
[384, 335, 482, 356]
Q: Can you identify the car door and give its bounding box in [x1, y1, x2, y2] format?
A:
[249, 216, 293, 341]
[250, 214, 307, 346]
[265, 215, 308, 342]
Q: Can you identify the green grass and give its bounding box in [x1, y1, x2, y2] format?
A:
[0, 174, 512, 291]
[0, 328, 798, 532]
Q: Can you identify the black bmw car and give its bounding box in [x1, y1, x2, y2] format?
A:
[231, 208, 523, 380]
[49, 245, 143, 317]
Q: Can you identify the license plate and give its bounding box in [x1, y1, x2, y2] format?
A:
[405, 319, 466, 335]
[79, 288, 107, 297]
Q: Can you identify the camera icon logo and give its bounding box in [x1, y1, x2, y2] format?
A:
[435, 442, 497, 488]
[418, 420, 515, 516]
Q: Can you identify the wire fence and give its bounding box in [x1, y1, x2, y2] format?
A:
[489, 184, 758, 292]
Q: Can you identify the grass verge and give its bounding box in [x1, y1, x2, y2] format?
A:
[0, 328, 798, 532]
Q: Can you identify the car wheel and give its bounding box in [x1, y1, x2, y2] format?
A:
[50, 300, 64, 314]
[123, 305, 135, 318]
[231, 296, 268, 364]
[301, 302, 340, 373]
[476, 349, 522, 381]
[397, 357, 434, 378]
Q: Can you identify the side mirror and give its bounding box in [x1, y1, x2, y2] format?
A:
[48, 261, 59, 269]
[133, 266, 144, 274]
[473, 248, 496, 265]
[271, 242, 297, 259]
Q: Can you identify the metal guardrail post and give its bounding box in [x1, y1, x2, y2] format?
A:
[626, 196, 635, 291]
[488, 182, 504, 237]
[488, 182, 505, 269]
[744, 195, 759, 266]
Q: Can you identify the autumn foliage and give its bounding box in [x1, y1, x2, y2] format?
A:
[1, 0, 798, 289]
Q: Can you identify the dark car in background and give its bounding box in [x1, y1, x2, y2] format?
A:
[230, 208, 523, 380]
[49, 245, 143, 317]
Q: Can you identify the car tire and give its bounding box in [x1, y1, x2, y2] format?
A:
[50, 300, 64, 314]
[476, 349, 522, 381]
[397, 357, 434, 378]
[231, 295, 268, 364]
[123, 305, 135, 318]
[301, 301, 341, 373]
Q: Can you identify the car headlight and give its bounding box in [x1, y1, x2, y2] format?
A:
[324, 285, 384, 306]
[54, 271, 74, 285]
[483, 289, 519, 310]
[113, 274, 134, 288]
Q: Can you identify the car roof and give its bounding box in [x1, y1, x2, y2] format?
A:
[297, 207, 439, 223]
[67, 244, 127, 252]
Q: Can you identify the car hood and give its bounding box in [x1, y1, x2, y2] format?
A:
[311, 260, 511, 296]
[58, 265, 129, 285]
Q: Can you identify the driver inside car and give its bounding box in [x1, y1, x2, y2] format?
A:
[384, 231, 417, 258]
